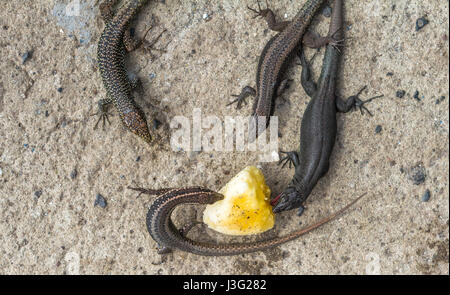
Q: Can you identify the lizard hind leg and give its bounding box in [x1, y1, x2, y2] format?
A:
[227, 86, 256, 109]
[336, 86, 384, 116]
[247, 0, 290, 32]
[123, 15, 167, 57]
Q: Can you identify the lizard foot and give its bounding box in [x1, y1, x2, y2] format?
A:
[278, 151, 299, 169]
[328, 27, 346, 52]
[227, 86, 256, 109]
[247, 0, 271, 19]
[271, 187, 305, 214]
[142, 27, 167, 59]
[351, 86, 384, 116]
[91, 99, 113, 130]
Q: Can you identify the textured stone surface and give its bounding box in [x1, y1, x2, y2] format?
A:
[0, 0, 448, 274]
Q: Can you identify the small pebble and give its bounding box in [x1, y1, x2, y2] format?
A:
[21, 50, 33, 64]
[94, 194, 107, 208]
[412, 167, 426, 185]
[421, 190, 431, 202]
[136, 156, 141, 162]
[435, 96, 445, 104]
[413, 91, 420, 101]
[375, 125, 382, 134]
[57, 87, 63, 93]
[396, 90, 406, 98]
[415, 17, 429, 31]
[34, 190, 43, 198]
[386, 72, 394, 76]
[70, 169, 77, 179]
[202, 13, 212, 21]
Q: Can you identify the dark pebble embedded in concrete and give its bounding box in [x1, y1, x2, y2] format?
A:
[34, 190, 42, 198]
[412, 167, 426, 185]
[386, 72, 394, 76]
[421, 189, 431, 202]
[21, 50, 33, 64]
[94, 194, 107, 208]
[57, 87, 63, 93]
[396, 90, 406, 98]
[436, 96, 445, 104]
[413, 91, 420, 101]
[70, 169, 77, 179]
[136, 156, 141, 162]
[375, 125, 382, 133]
[416, 17, 429, 31]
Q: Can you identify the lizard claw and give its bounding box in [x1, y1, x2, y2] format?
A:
[330, 38, 345, 52]
[227, 94, 247, 109]
[271, 187, 305, 214]
[227, 86, 256, 109]
[278, 151, 299, 169]
[247, 0, 270, 19]
[92, 99, 113, 130]
[350, 86, 384, 116]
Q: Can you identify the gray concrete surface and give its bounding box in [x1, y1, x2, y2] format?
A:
[0, 0, 448, 274]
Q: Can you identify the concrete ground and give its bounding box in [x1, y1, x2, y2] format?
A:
[0, 0, 448, 274]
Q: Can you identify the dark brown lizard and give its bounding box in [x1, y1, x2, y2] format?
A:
[129, 186, 366, 256]
[95, 0, 162, 145]
[228, 0, 333, 142]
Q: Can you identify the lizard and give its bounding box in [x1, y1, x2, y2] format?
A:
[95, 0, 163, 145]
[129, 186, 366, 256]
[271, 0, 383, 215]
[228, 0, 335, 142]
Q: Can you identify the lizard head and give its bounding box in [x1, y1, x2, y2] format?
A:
[120, 108, 152, 145]
[271, 186, 305, 215]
